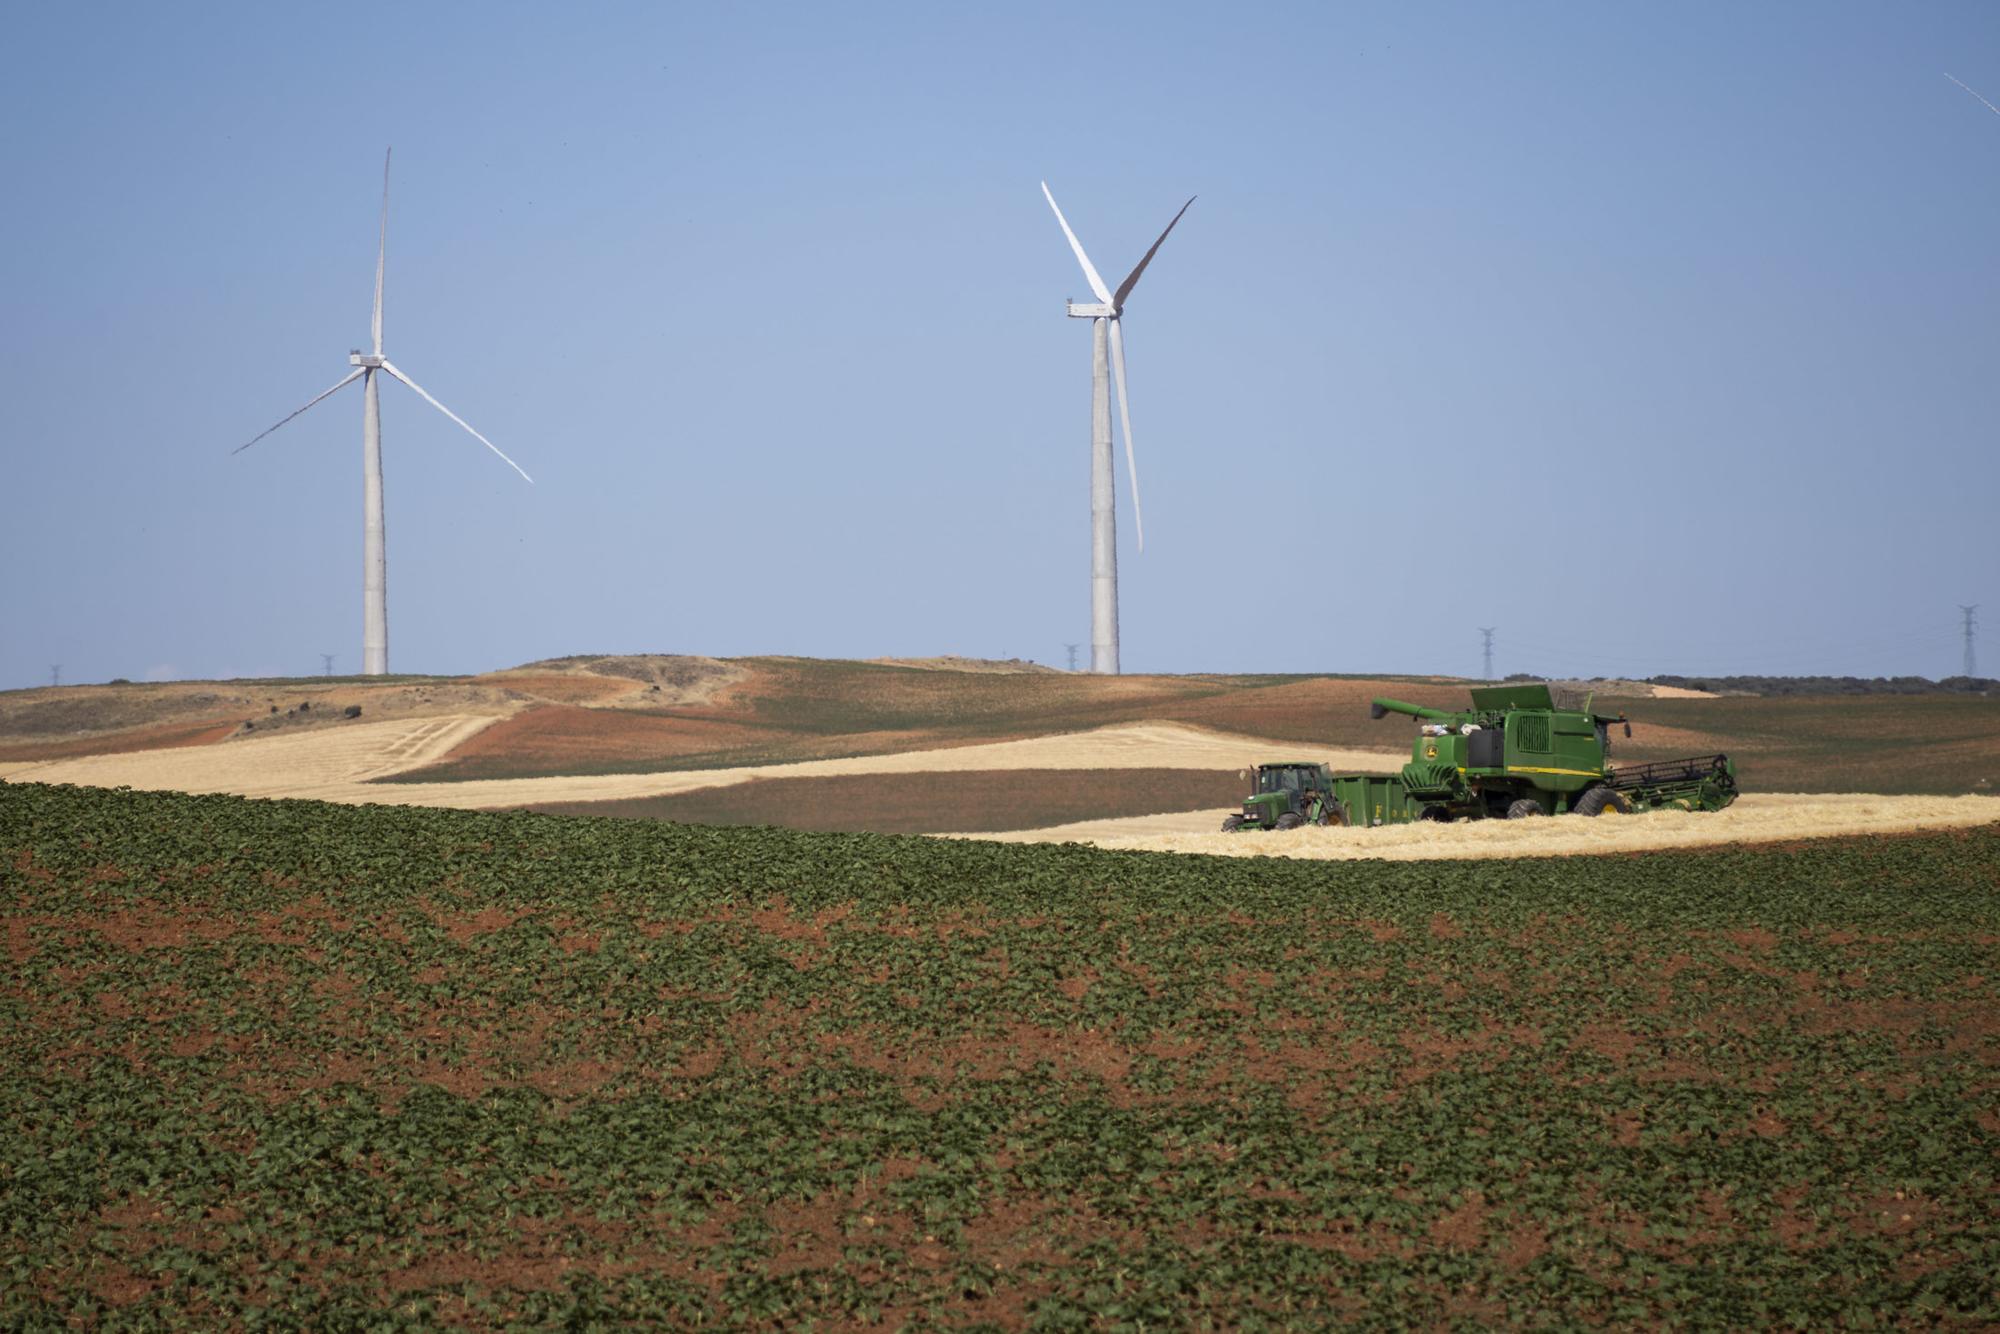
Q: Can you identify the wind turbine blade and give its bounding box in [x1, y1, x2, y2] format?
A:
[1112, 196, 1195, 310]
[378, 359, 533, 483]
[372, 148, 391, 355]
[1107, 317, 1143, 553]
[1040, 181, 1113, 305]
[231, 369, 365, 454]
[1946, 73, 2000, 118]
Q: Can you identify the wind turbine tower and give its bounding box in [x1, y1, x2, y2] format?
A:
[1042, 184, 1194, 674]
[1962, 605, 1979, 678]
[232, 150, 531, 676]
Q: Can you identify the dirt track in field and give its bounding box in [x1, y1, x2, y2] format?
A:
[952, 792, 2000, 860]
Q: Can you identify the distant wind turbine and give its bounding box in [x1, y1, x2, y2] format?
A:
[231, 149, 531, 676]
[1041, 182, 1194, 675]
[1946, 73, 2000, 119]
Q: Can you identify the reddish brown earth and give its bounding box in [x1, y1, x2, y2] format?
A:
[0, 718, 241, 762]
[434, 704, 798, 775]
[525, 767, 1246, 834]
[468, 672, 646, 705]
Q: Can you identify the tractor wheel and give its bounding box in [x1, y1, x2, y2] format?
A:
[1320, 800, 1350, 828]
[1275, 811, 1305, 830]
[1506, 798, 1546, 819]
[1573, 785, 1632, 818]
[1221, 814, 1247, 832]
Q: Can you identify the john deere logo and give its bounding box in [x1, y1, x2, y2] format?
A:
[1424, 742, 1438, 759]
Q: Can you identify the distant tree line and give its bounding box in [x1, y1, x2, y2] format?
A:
[1499, 672, 1996, 697]
[1646, 675, 1995, 697]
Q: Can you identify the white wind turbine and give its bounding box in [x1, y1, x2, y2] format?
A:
[1946, 72, 2000, 119]
[232, 149, 531, 676]
[1042, 182, 1193, 675]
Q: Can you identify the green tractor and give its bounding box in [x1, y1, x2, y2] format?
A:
[1222, 763, 1348, 831]
[1369, 684, 1736, 820]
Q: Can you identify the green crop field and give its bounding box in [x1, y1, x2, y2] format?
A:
[3, 783, 1996, 1326]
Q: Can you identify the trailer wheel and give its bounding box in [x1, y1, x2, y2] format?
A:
[1275, 811, 1305, 830]
[1221, 814, 1247, 832]
[1573, 785, 1632, 817]
[1506, 798, 1546, 819]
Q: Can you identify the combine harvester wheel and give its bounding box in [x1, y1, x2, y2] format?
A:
[1573, 785, 1633, 817]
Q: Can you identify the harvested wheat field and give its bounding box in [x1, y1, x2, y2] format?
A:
[962, 792, 2000, 860]
[0, 715, 501, 802]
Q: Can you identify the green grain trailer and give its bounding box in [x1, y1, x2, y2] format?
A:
[1223, 765, 1423, 830]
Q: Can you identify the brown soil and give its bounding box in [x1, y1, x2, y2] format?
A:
[0, 718, 240, 762]
[1158, 677, 1467, 746]
[430, 704, 794, 775]
[525, 767, 1247, 834]
[866, 656, 1061, 674]
[468, 673, 645, 706]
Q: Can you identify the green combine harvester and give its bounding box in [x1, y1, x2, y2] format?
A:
[1225, 683, 1737, 830]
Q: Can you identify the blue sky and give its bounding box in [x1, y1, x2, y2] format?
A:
[1, 1, 1995, 688]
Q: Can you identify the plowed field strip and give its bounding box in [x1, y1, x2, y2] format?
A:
[525, 768, 1246, 834]
[0, 717, 240, 764]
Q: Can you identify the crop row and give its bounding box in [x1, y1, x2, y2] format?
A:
[2, 782, 1996, 1325]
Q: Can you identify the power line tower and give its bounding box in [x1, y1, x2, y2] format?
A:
[1478, 628, 1496, 681]
[1064, 643, 1081, 673]
[321, 653, 336, 677]
[1962, 605, 1979, 679]
[50, 665, 62, 688]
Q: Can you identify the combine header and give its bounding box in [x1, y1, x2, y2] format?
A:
[1224, 684, 1736, 830]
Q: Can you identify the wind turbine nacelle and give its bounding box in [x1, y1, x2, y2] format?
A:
[1065, 301, 1114, 319]
[348, 352, 385, 369]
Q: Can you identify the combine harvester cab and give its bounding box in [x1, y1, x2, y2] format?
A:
[1340, 684, 1736, 824]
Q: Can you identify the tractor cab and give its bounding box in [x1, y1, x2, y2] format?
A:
[1225, 763, 1344, 831]
[1255, 765, 1314, 796]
